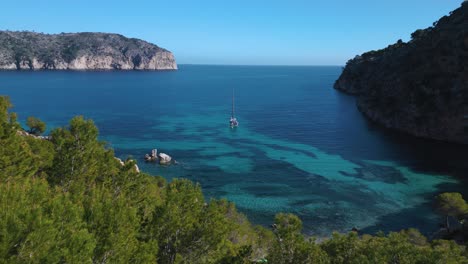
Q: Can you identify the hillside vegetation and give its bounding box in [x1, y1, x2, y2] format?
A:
[0, 96, 467, 263]
[335, 3, 468, 143]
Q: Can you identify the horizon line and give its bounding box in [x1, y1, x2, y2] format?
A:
[179, 63, 344, 67]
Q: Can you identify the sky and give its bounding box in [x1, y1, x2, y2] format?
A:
[0, 0, 462, 65]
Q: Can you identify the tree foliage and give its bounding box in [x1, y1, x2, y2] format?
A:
[0, 97, 45, 180]
[26, 116, 46, 135]
[435, 193, 468, 221]
[435, 192, 468, 233]
[0, 96, 467, 263]
[268, 213, 329, 264]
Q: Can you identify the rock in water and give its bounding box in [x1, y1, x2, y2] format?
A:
[335, 3, 468, 144]
[0, 31, 177, 70]
[158, 153, 172, 165]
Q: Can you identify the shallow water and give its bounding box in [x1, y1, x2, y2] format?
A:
[2, 65, 467, 236]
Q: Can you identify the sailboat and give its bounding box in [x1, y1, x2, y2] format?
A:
[229, 87, 239, 128]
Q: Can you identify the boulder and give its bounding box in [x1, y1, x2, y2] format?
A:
[144, 149, 159, 162]
[159, 153, 172, 165]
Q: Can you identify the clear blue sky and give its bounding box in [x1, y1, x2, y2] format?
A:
[0, 0, 462, 65]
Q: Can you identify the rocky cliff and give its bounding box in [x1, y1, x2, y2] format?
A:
[0, 31, 177, 70]
[335, 3, 468, 144]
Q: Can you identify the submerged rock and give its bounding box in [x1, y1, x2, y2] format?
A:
[335, 3, 468, 144]
[0, 31, 177, 70]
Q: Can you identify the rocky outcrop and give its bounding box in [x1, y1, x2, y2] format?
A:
[144, 149, 173, 165]
[16, 130, 51, 140]
[158, 153, 172, 165]
[0, 31, 177, 70]
[115, 157, 140, 173]
[145, 149, 158, 162]
[335, 2, 468, 144]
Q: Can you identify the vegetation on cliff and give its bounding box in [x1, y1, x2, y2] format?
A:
[334, 2, 468, 144]
[0, 31, 177, 70]
[0, 96, 467, 263]
[25, 116, 46, 135]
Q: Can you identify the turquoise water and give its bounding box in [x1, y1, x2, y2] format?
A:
[1, 65, 467, 236]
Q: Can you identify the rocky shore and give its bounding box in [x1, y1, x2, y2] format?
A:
[0, 31, 177, 70]
[335, 2, 468, 144]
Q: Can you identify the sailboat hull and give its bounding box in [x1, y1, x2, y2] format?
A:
[229, 117, 239, 128]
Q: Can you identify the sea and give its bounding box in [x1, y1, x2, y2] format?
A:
[1, 65, 468, 236]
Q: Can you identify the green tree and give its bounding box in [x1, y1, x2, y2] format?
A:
[152, 179, 206, 264]
[321, 232, 363, 264]
[0, 96, 13, 123]
[48, 116, 118, 192]
[321, 229, 468, 263]
[428, 239, 468, 264]
[151, 180, 259, 264]
[268, 213, 329, 264]
[0, 96, 41, 180]
[0, 178, 95, 263]
[2, 95, 468, 263]
[26, 116, 46, 135]
[411, 29, 425, 40]
[435, 193, 468, 231]
[83, 186, 156, 263]
[217, 245, 253, 264]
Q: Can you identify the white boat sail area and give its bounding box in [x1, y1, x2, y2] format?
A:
[229, 87, 239, 128]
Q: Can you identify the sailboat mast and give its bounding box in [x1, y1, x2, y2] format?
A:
[228, 87, 239, 128]
[232, 87, 235, 118]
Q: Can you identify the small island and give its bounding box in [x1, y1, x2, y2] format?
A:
[0, 31, 177, 70]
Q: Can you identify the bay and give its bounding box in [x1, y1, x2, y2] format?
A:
[1, 65, 467, 236]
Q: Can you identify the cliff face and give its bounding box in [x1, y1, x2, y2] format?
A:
[335, 3, 468, 144]
[0, 31, 177, 70]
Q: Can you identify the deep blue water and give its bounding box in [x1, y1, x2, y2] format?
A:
[2, 65, 468, 236]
